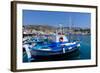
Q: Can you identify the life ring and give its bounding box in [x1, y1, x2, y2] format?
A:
[59, 37, 63, 42]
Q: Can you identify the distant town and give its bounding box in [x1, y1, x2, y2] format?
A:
[23, 24, 90, 36]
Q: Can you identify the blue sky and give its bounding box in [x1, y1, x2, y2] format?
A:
[23, 10, 91, 28]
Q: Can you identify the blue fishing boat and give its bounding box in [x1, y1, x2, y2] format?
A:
[23, 24, 80, 62]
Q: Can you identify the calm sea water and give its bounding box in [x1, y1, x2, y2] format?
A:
[75, 34, 91, 60]
[23, 35, 91, 62]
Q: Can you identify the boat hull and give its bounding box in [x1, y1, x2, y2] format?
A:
[31, 46, 80, 59]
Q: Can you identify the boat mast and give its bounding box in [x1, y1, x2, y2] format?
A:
[59, 24, 63, 34]
[69, 16, 72, 42]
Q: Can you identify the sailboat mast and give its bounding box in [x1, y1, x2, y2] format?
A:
[59, 24, 63, 34]
[68, 16, 72, 42]
[69, 16, 72, 30]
